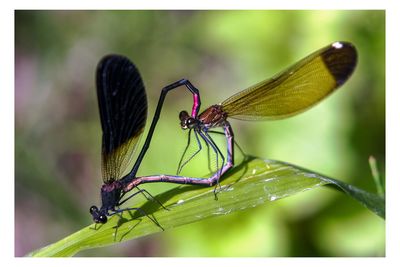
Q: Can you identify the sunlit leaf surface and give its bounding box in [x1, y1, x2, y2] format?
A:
[29, 157, 385, 257]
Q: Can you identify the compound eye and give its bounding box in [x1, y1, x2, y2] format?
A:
[187, 118, 196, 126]
[179, 110, 189, 120]
[98, 215, 107, 224]
[89, 206, 98, 214]
[179, 110, 190, 129]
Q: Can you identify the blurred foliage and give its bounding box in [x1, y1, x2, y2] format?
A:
[15, 10, 385, 256]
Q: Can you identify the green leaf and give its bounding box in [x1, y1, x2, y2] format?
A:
[28, 156, 385, 257]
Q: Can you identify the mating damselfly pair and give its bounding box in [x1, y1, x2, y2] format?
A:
[89, 41, 357, 227]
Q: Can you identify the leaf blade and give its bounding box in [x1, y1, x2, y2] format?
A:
[29, 156, 385, 257]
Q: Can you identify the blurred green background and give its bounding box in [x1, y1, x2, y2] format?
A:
[15, 10, 385, 256]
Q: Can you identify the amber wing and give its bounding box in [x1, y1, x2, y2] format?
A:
[221, 42, 357, 120]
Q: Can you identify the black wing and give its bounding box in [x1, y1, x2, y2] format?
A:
[96, 55, 147, 183]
